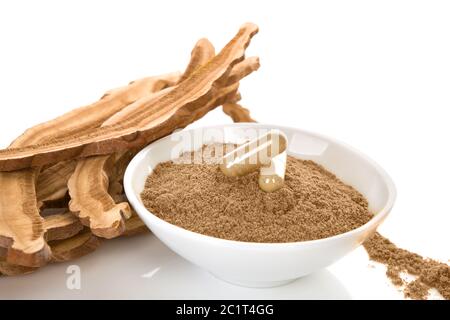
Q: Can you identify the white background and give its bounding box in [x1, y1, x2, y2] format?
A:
[0, 0, 449, 299]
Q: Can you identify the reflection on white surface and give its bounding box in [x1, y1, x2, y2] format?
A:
[141, 267, 161, 279]
[0, 233, 352, 300]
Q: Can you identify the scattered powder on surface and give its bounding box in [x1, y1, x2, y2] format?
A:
[141, 144, 372, 243]
[363, 232, 450, 300]
[404, 280, 430, 300]
[386, 266, 404, 287]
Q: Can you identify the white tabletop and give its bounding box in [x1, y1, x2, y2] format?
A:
[0, 232, 415, 300]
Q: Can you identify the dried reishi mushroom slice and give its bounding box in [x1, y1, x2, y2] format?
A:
[107, 150, 137, 202]
[0, 262, 37, 276]
[190, 83, 241, 122]
[49, 211, 148, 264]
[1, 216, 99, 274]
[0, 168, 50, 267]
[222, 102, 256, 122]
[178, 38, 215, 83]
[208, 56, 259, 124]
[50, 230, 101, 263]
[43, 212, 83, 242]
[13, 73, 181, 147]
[1, 213, 111, 276]
[0, 73, 182, 267]
[34, 72, 181, 205]
[0, 212, 83, 275]
[223, 56, 260, 86]
[0, 210, 82, 274]
[68, 155, 132, 239]
[123, 213, 148, 237]
[0, 23, 259, 171]
[36, 160, 77, 206]
[67, 39, 216, 239]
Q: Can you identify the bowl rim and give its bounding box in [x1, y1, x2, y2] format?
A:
[124, 123, 397, 248]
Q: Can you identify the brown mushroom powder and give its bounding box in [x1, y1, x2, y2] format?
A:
[141, 144, 372, 243]
[363, 232, 450, 300]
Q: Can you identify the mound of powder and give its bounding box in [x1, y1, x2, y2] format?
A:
[363, 232, 450, 300]
[141, 144, 372, 243]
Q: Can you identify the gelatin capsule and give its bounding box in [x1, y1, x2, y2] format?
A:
[220, 129, 288, 192]
[259, 151, 287, 193]
[220, 130, 287, 177]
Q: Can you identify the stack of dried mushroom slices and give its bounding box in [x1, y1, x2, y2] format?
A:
[0, 23, 260, 275]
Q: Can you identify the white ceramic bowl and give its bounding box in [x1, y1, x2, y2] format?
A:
[124, 124, 396, 287]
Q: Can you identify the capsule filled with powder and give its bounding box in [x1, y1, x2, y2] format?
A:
[220, 130, 287, 192]
[259, 151, 287, 192]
